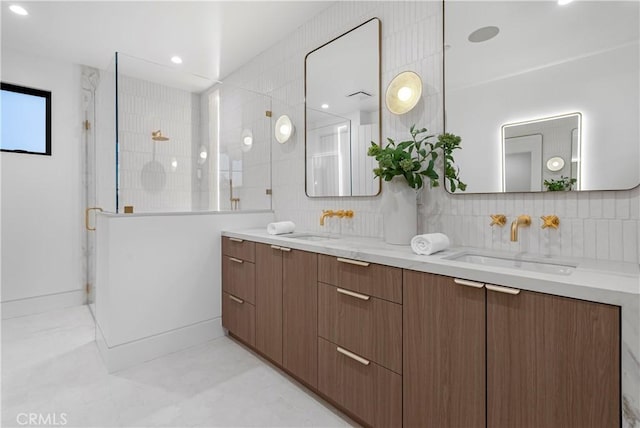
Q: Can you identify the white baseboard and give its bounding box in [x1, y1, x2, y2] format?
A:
[96, 317, 224, 373]
[1, 290, 86, 319]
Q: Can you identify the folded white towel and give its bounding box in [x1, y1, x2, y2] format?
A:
[411, 233, 450, 255]
[267, 221, 296, 235]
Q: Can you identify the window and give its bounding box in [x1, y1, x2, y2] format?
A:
[1, 82, 51, 156]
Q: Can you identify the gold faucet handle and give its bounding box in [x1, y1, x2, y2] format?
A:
[344, 210, 354, 218]
[541, 215, 560, 229]
[490, 214, 507, 227]
[517, 214, 532, 225]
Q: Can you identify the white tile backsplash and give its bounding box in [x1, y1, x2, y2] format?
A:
[220, 0, 639, 264]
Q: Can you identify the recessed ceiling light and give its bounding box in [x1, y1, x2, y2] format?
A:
[9, 4, 28, 15]
[558, 0, 574, 5]
[468, 26, 500, 43]
[171, 56, 183, 64]
[321, 104, 329, 109]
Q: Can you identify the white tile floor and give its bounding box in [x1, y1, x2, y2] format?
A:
[2, 306, 355, 427]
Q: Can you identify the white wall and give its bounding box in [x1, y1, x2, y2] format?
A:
[1, 49, 85, 316]
[220, 1, 640, 264]
[95, 210, 274, 371]
[117, 75, 199, 213]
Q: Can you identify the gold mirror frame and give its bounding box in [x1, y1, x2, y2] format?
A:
[304, 17, 382, 198]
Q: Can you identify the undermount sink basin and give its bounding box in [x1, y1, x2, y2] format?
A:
[282, 233, 333, 241]
[444, 251, 576, 275]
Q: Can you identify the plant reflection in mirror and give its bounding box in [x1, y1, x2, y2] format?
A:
[367, 125, 466, 192]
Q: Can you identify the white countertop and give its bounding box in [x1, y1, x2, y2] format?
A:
[222, 228, 640, 307]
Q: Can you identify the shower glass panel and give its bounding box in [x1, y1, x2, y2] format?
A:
[115, 52, 216, 213]
[85, 56, 116, 313]
[213, 84, 272, 211]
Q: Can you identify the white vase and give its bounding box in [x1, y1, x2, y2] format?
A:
[382, 176, 418, 245]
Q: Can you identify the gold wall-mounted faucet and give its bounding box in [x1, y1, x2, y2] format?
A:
[510, 215, 531, 242]
[320, 209, 354, 226]
[541, 215, 560, 229]
[490, 214, 507, 227]
[320, 210, 334, 226]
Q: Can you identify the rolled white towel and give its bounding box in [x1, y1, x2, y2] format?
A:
[411, 233, 450, 255]
[267, 221, 296, 235]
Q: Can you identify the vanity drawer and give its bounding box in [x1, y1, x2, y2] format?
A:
[222, 236, 255, 262]
[318, 254, 402, 304]
[222, 292, 255, 346]
[318, 282, 402, 374]
[318, 337, 402, 427]
[222, 255, 255, 304]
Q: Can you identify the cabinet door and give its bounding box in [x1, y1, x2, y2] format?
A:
[255, 243, 283, 365]
[222, 292, 255, 346]
[282, 249, 318, 388]
[487, 287, 620, 428]
[403, 271, 486, 428]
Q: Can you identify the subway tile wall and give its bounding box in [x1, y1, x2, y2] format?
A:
[117, 75, 200, 212]
[222, 1, 640, 264]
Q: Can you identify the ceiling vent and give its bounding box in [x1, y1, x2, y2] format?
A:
[346, 90, 373, 98]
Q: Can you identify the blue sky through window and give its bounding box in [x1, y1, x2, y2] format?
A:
[1, 89, 48, 153]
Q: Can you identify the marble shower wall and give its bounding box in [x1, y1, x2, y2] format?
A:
[221, 1, 640, 264]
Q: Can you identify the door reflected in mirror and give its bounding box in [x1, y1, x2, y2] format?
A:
[305, 18, 381, 197]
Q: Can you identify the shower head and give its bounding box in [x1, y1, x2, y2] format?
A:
[151, 130, 169, 141]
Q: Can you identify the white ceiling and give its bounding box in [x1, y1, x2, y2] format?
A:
[1, 1, 334, 91]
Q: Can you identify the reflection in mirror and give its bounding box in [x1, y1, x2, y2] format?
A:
[305, 18, 381, 197]
[502, 113, 580, 192]
[444, 1, 639, 193]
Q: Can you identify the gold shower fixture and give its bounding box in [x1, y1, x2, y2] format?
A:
[151, 130, 169, 141]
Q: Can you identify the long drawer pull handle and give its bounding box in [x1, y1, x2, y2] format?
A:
[229, 238, 244, 243]
[337, 347, 370, 366]
[228, 295, 244, 304]
[337, 288, 370, 301]
[229, 257, 244, 264]
[486, 284, 520, 295]
[336, 257, 370, 267]
[454, 278, 484, 288]
[280, 247, 291, 252]
[270, 245, 281, 250]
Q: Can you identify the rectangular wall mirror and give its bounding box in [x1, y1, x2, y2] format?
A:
[305, 18, 381, 197]
[444, 1, 639, 193]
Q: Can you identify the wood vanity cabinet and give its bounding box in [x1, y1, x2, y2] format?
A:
[403, 271, 486, 428]
[221, 237, 256, 346]
[281, 248, 318, 388]
[253, 243, 318, 387]
[222, 237, 621, 428]
[317, 255, 403, 427]
[254, 243, 283, 365]
[486, 287, 620, 428]
[403, 270, 621, 428]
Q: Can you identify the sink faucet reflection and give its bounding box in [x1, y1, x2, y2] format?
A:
[510, 215, 531, 242]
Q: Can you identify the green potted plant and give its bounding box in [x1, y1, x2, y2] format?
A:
[544, 176, 576, 191]
[367, 125, 466, 245]
[367, 125, 466, 192]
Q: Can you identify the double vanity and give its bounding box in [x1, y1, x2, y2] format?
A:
[221, 229, 639, 428]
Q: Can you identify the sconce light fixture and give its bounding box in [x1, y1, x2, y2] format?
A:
[198, 145, 208, 165]
[385, 71, 422, 115]
[275, 115, 294, 144]
[546, 156, 565, 172]
[241, 129, 253, 152]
